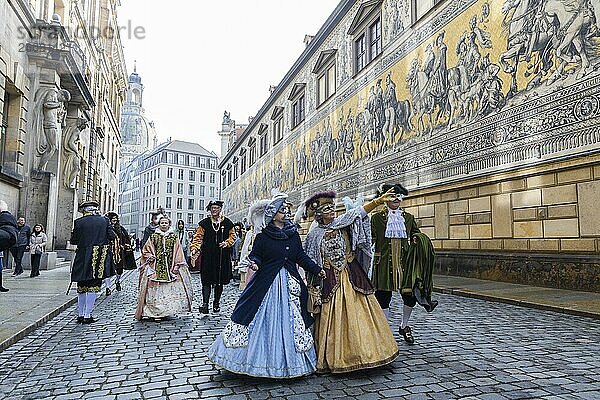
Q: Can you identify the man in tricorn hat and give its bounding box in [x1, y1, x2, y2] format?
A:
[69, 200, 116, 324]
[190, 200, 236, 314]
[370, 183, 437, 344]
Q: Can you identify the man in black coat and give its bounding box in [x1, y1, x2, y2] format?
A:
[191, 200, 236, 314]
[0, 200, 18, 292]
[10, 216, 31, 276]
[70, 201, 116, 324]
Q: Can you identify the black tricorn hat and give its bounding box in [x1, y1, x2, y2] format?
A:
[376, 183, 409, 197]
[206, 200, 224, 212]
[78, 200, 99, 210]
[106, 212, 119, 219]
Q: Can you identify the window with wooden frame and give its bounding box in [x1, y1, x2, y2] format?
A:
[313, 49, 337, 106]
[271, 106, 284, 145]
[348, 0, 383, 75]
[412, 0, 444, 23]
[288, 83, 306, 129]
[258, 123, 269, 156]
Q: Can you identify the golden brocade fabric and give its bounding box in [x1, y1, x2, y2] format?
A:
[151, 233, 177, 282]
[313, 268, 399, 373]
[390, 238, 403, 292]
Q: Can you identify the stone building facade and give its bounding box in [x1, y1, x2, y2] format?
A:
[118, 140, 220, 238]
[0, 0, 127, 249]
[220, 0, 600, 291]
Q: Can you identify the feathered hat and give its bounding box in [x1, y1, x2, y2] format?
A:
[295, 191, 336, 223]
[246, 199, 270, 233]
[264, 192, 289, 226]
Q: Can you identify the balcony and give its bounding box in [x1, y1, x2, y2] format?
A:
[26, 19, 95, 109]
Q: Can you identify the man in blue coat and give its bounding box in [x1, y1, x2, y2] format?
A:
[70, 201, 116, 324]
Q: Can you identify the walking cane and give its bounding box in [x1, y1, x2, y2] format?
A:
[65, 257, 74, 295]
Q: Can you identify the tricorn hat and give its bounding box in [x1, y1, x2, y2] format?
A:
[106, 212, 119, 220]
[78, 200, 99, 210]
[206, 200, 224, 212]
[376, 183, 408, 197]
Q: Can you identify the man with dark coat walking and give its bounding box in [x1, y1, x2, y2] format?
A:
[0, 200, 18, 292]
[10, 216, 31, 276]
[191, 200, 236, 314]
[70, 201, 116, 324]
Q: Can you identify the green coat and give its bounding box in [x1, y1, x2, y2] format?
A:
[371, 208, 420, 292]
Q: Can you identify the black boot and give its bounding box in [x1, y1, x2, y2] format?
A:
[0, 272, 8, 292]
[213, 284, 223, 313]
[199, 303, 209, 314]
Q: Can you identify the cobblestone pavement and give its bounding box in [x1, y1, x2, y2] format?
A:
[0, 273, 599, 400]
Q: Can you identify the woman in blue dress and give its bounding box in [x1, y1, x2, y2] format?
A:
[208, 193, 325, 378]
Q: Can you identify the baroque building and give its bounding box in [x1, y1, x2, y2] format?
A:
[118, 140, 219, 238]
[120, 64, 157, 164]
[0, 0, 127, 249]
[220, 0, 600, 291]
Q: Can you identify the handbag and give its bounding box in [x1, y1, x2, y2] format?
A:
[307, 274, 323, 314]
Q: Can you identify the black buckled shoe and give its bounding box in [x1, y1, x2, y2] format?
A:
[105, 288, 112, 297]
[115, 282, 122, 291]
[199, 304, 209, 314]
[76, 316, 84, 324]
[82, 317, 97, 324]
[213, 303, 221, 313]
[400, 326, 415, 344]
[426, 300, 438, 313]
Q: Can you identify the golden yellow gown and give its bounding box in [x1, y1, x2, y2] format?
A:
[313, 229, 398, 373]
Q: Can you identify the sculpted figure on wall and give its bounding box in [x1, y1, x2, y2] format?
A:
[63, 117, 89, 189]
[33, 88, 71, 171]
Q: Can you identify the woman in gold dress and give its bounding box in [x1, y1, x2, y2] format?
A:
[135, 216, 193, 321]
[300, 189, 399, 373]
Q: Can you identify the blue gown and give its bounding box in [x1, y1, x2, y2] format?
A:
[208, 223, 320, 378]
[208, 268, 317, 378]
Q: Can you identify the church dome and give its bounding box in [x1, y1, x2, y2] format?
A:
[120, 110, 153, 147]
[129, 71, 141, 85]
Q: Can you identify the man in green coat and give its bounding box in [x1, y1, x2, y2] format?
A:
[371, 184, 437, 344]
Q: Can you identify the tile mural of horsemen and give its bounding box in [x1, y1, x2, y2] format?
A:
[224, 0, 600, 218]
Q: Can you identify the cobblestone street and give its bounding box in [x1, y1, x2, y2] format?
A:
[0, 273, 598, 400]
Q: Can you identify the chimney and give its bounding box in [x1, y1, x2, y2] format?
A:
[269, 85, 277, 94]
[248, 116, 254, 123]
[304, 34, 315, 47]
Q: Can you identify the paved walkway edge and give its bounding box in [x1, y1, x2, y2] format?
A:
[433, 286, 600, 321]
[0, 296, 77, 352]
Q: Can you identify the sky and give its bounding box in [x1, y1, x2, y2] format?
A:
[118, 0, 340, 156]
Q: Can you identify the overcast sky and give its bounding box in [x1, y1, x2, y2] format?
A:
[118, 0, 340, 156]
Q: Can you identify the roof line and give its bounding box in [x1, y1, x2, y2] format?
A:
[219, 0, 356, 168]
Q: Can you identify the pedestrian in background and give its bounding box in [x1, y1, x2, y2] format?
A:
[10, 216, 31, 276]
[106, 212, 135, 291]
[29, 224, 47, 278]
[176, 220, 191, 265]
[0, 200, 17, 292]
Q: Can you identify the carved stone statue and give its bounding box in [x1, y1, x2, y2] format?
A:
[33, 88, 71, 171]
[222, 110, 231, 125]
[63, 117, 88, 189]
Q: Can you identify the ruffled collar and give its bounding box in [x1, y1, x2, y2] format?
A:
[262, 222, 297, 240]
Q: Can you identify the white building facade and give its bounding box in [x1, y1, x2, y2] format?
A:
[119, 140, 219, 237]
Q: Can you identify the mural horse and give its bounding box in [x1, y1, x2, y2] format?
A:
[499, 0, 597, 99]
